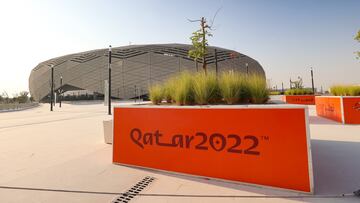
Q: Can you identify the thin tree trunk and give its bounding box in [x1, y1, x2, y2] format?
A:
[201, 17, 207, 74]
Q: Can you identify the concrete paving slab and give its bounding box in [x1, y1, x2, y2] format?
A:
[0, 102, 359, 202]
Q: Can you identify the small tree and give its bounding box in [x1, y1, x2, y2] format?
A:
[355, 30, 360, 59]
[1, 91, 9, 103]
[16, 91, 29, 103]
[188, 17, 213, 74]
[290, 77, 303, 89]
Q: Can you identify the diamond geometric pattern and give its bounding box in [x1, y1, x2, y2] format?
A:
[29, 44, 265, 101]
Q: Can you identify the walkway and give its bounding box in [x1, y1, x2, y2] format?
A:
[0, 102, 359, 202]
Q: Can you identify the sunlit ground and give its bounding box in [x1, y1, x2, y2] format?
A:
[0, 100, 359, 202]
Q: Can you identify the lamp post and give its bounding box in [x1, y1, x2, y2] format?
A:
[214, 49, 218, 77]
[50, 65, 54, 111]
[59, 76, 62, 108]
[245, 63, 249, 75]
[108, 45, 112, 115]
[311, 67, 315, 94]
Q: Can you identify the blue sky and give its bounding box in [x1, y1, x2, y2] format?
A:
[0, 0, 359, 95]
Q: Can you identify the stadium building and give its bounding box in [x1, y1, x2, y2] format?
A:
[29, 44, 265, 101]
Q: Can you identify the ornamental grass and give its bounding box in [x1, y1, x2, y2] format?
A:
[148, 71, 269, 105]
[285, 88, 313, 95]
[330, 85, 360, 96]
[218, 71, 250, 104]
[193, 72, 220, 105]
[148, 84, 163, 105]
[247, 74, 269, 104]
[170, 72, 195, 105]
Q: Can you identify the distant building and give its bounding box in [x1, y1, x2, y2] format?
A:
[29, 44, 265, 101]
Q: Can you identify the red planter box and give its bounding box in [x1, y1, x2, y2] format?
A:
[316, 96, 360, 124]
[283, 95, 315, 105]
[113, 105, 313, 193]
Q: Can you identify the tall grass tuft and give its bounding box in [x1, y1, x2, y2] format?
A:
[348, 86, 360, 96]
[193, 72, 219, 105]
[219, 71, 249, 104]
[171, 72, 194, 105]
[330, 85, 360, 96]
[330, 85, 344, 96]
[248, 74, 269, 104]
[270, 91, 282, 95]
[148, 84, 163, 105]
[148, 71, 270, 105]
[162, 78, 176, 103]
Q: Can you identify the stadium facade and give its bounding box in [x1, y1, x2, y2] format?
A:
[29, 44, 265, 101]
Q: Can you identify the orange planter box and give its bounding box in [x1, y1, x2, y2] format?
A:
[113, 105, 313, 193]
[283, 95, 315, 105]
[316, 96, 360, 124]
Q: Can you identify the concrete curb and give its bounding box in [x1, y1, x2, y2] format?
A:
[0, 103, 40, 113]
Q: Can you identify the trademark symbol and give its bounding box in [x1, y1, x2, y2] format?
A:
[261, 136, 270, 141]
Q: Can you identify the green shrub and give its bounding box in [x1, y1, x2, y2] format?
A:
[171, 72, 194, 105]
[193, 72, 219, 105]
[349, 86, 360, 96]
[270, 91, 281, 95]
[149, 84, 163, 105]
[285, 88, 313, 95]
[330, 85, 360, 96]
[248, 74, 269, 104]
[330, 85, 344, 96]
[304, 89, 313, 95]
[284, 89, 292, 95]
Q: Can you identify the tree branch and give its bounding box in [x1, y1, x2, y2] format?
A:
[187, 18, 202, 22]
[209, 7, 222, 29]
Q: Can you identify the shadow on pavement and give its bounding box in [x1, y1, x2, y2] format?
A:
[126, 139, 360, 202]
[311, 139, 360, 195]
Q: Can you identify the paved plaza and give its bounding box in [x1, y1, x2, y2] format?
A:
[0, 102, 359, 202]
